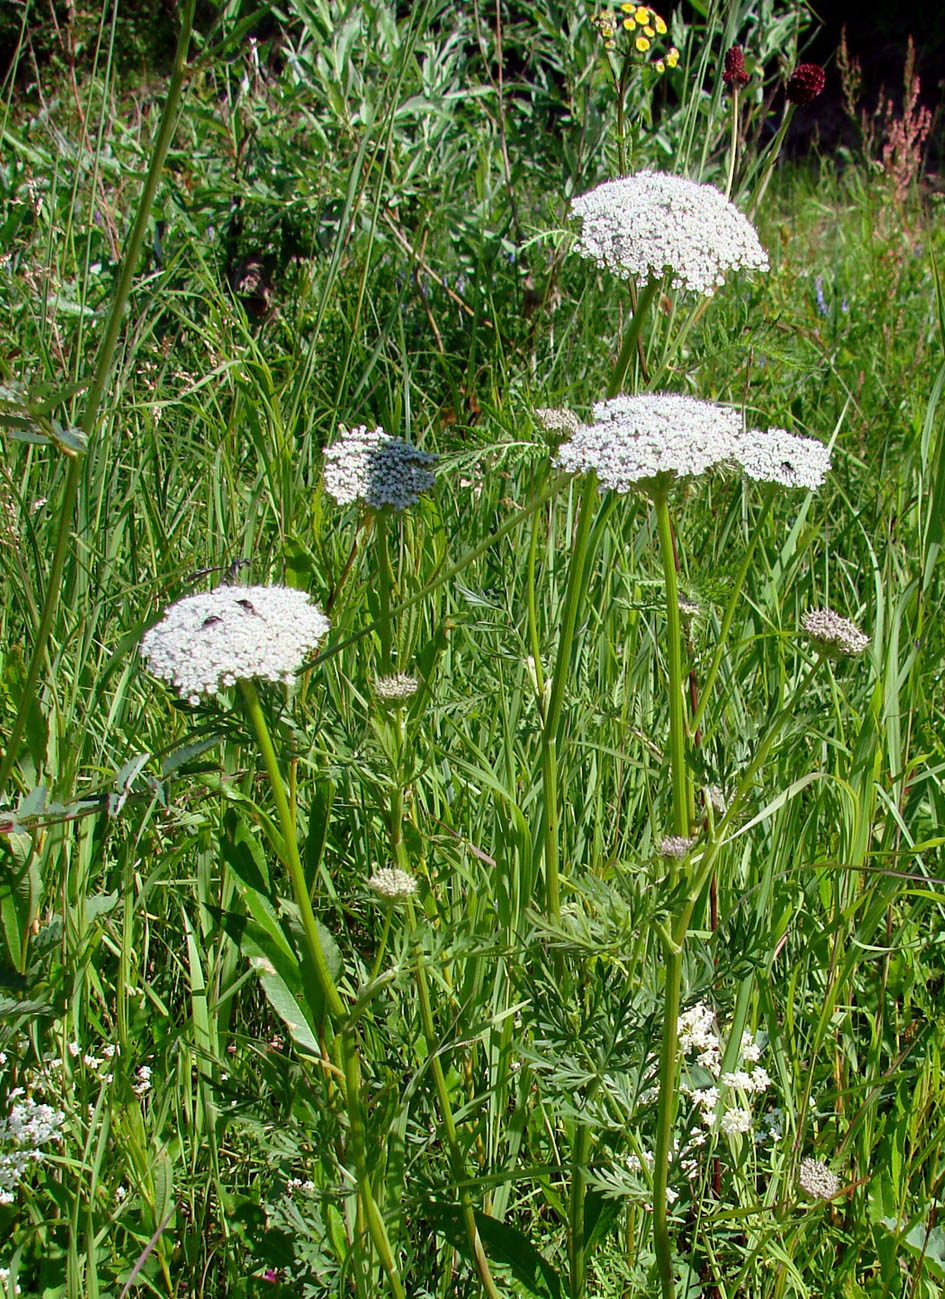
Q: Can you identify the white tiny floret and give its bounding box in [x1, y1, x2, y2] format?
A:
[556, 393, 742, 492]
[718, 1107, 752, 1137]
[798, 1157, 841, 1200]
[733, 427, 831, 490]
[374, 674, 419, 704]
[802, 608, 870, 658]
[323, 424, 436, 510]
[571, 171, 769, 297]
[139, 585, 329, 704]
[535, 407, 585, 437]
[659, 835, 696, 860]
[366, 867, 418, 901]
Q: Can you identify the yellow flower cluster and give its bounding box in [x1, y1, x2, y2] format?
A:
[591, 4, 678, 71]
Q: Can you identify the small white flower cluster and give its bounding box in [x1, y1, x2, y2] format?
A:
[534, 407, 585, 437]
[323, 424, 437, 510]
[571, 171, 769, 297]
[133, 1066, 152, 1097]
[678, 1003, 771, 1140]
[0, 1264, 20, 1294]
[0, 1096, 65, 1204]
[659, 835, 696, 860]
[625, 1148, 679, 1209]
[553, 394, 832, 496]
[366, 867, 418, 901]
[733, 427, 831, 491]
[139, 585, 329, 704]
[802, 608, 870, 658]
[556, 393, 742, 490]
[797, 1157, 841, 1201]
[373, 673, 419, 704]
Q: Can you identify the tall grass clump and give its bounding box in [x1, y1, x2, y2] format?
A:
[1, 1, 944, 1296]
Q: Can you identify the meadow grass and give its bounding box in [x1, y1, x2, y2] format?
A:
[1, 1, 944, 1296]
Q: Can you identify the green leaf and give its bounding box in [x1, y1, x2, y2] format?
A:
[426, 1201, 562, 1299]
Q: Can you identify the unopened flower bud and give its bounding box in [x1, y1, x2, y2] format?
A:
[722, 45, 749, 89]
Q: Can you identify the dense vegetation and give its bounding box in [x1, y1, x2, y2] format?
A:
[1, 2, 943, 1296]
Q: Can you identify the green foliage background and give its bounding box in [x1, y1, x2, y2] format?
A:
[0, 1, 944, 1296]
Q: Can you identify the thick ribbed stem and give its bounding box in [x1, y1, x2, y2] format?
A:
[240, 680, 404, 1298]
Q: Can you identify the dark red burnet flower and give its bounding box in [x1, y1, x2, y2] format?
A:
[722, 45, 750, 89]
[786, 62, 826, 106]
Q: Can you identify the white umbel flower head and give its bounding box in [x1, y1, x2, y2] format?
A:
[323, 424, 436, 510]
[374, 674, 419, 704]
[366, 867, 418, 902]
[556, 393, 742, 493]
[797, 1157, 841, 1201]
[139, 585, 329, 704]
[659, 835, 696, 860]
[733, 426, 831, 490]
[571, 171, 769, 297]
[802, 608, 869, 658]
[534, 407, 585, 438]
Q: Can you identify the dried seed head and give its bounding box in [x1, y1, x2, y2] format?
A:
[534, 407, 585, 438]
[802, 608, 869, 658]
[797, 1158, 840, 1200]
[786, 63, 826, 106]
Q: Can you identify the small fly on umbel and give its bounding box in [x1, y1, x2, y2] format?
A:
[185, 557, 250, 587]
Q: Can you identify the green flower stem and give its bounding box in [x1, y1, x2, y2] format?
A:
[569, 1121, 592, 1299]
[318, 476, 564, 668]
[725, 87, 741, 201]
[690, 486, 776, 736]
[540, 474, 600, 919]
[607, 277, 660, 400]
[650, 488, 692, 1299]
[654, 491, 690, 841]
[527, 501, 546, 702]
[375, 509, 394, 674]
[0, 0, 197, 802]
[239, 680, 404, 1299]
[747, 103, 796, 219]
[408, 899, 502, 1299]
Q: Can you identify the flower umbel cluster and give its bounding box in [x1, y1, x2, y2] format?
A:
[677, 1003, 772, 1137]
[798, 1157, 841, 1200]
[571, 171, 768, 297]
[733, 426, 832, 491]
[555, 393, 742, 492]
[0, 1096, 64, 1204]
[323, 424, 436, 510]
[139, 585, 329, 704]
[552, 394, 832, 496]
[366, 867, 418, 902]
[374, 674, 420, 704]
[802, 608, 869, 658]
